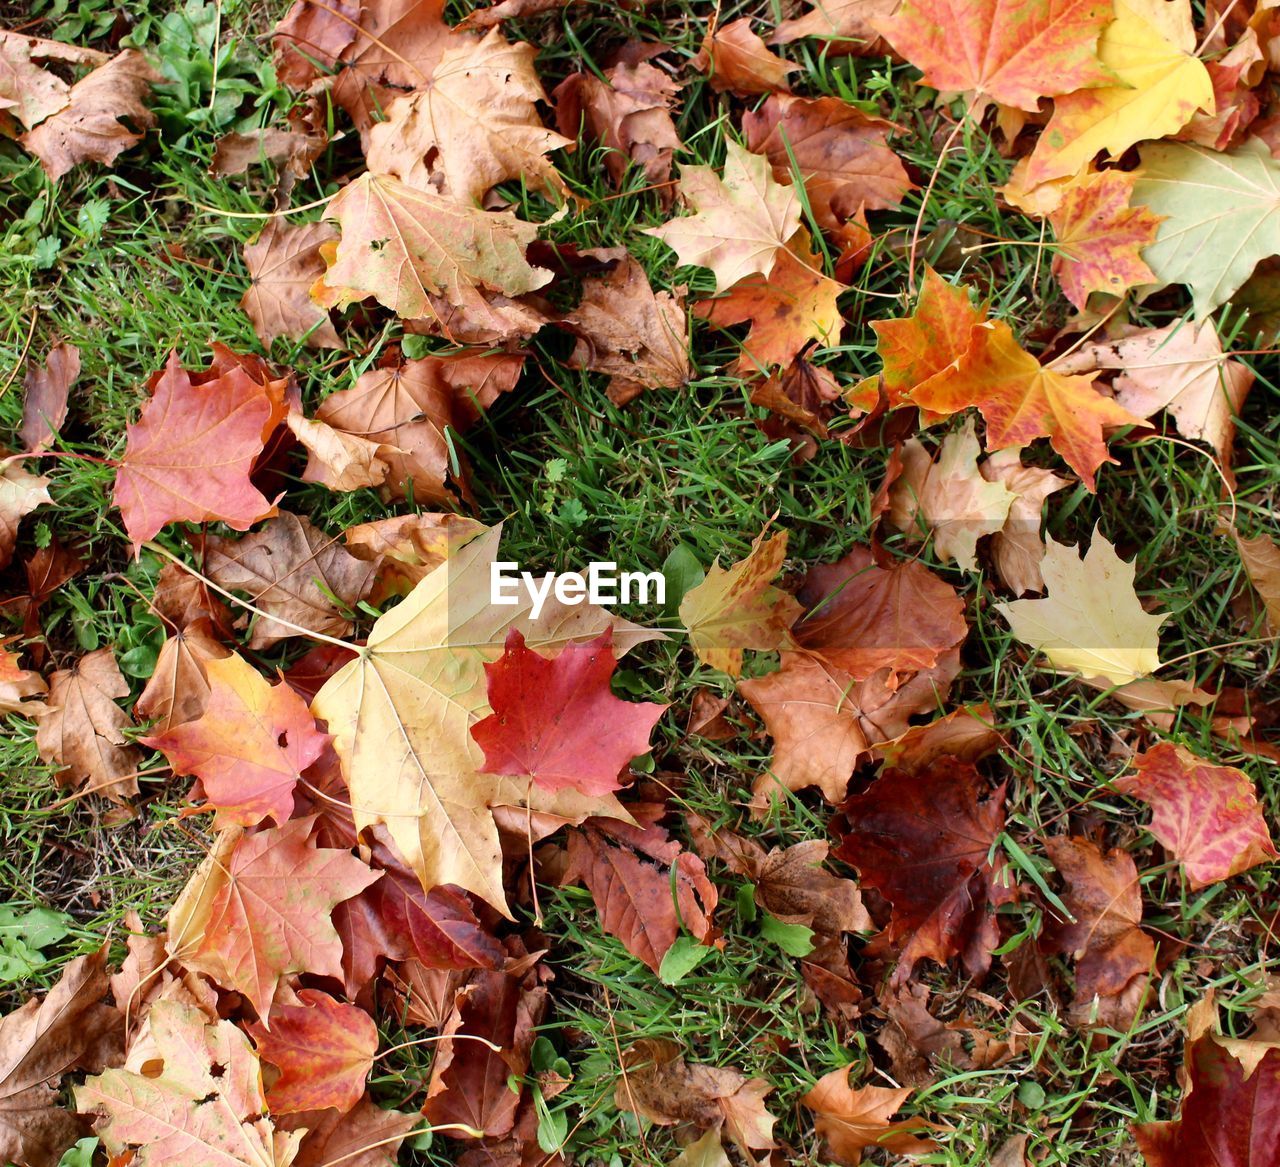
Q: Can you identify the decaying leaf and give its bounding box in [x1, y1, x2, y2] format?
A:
[20, 341, 77, 453]
[801, 1066, 938, 1166]
[242, 220, 341, 350]
[693, 19, 798, 96]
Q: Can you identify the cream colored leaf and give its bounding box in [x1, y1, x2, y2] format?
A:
[996, 531, 1166, 684]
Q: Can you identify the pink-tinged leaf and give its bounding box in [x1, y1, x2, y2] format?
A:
[472, 628, 667, 797]
[1114, 743, 1278, 889]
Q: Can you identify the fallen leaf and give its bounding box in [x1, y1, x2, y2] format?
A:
[834, 759, 1014, 984]
[614, 1039, 776, 1152]
[693, 19, 798, 95]
[801, 1066, 938, 1166]
[1023, 0, 1215, 185]
[553, 57, 681, 189]
[564, 817, 718, 973]
[1042, 835, 1154, 1031]
[1114, 742, 1278, 888]
[144, 652, 330, 828]
[1047, 168, 1162, 310]
[36, 649, 140, 800]
[177, 818, 381, 1016]
[21, 340, 77, 452]
[77, 1000, 302, 1167]
[978, 448, 1070, 595]
[563, 249, 690, 404]
[210, 126, 326, 180]
[0, 454, 52, 571]
[0, 640, 47, 716]
[112, 349, 286, 553]
[678, 529, 801, 676]
[364, 28, 570, 204]
[242, 220, 341, 349]
[252, 990, 377, 1115]
[742, 94, 912, 235]
[22, 50, 159, 180]
[0, 949, 121, 1167]
[134, 618, 232, 734]
[874, 0, 1112, 111]
[770, 0, 900, 56]
[311, 526, 662, 915]
[1235, 529, 1280, 634]
[792, 544, 967, 678]
[200, 511, 377, 649]
[286, 410, 395, 493]
[871, 703, 1004, 773]
[473, 629, 667, 797]
[320, 171, 553, 322]
[886, 417, 1017, 570]
[272, 0, 361, 87]
[695, 228, 845, 374]
[995, 530, 1167, 685]
[344, 511, 487, 602]
[283, 1094, 420, 1167]
[643, 140, 801, 294]
[0, 29, 106, 133]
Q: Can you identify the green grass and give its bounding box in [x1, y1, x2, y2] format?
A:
[1, 0, 1279, 1164]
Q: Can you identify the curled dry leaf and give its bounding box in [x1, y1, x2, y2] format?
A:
[0, 29, 107, 132]
[801, 1066, 938, 1167]
[20, 340, 77, 453]
[1042, 835, 1154, 1032]
[678, 529, 801, 676]
[1114, 743, 1278, 889]
[978, 448, 1069, 596]
[241, 220, 341, 350]
[473, 629, 667, 798]
[344, 511, 487, 602]
[563, 249, 690, 404]
[200, 511, 377, 650]
[21, 50, 159, 180]
[693, 19, 798, 95]
[834, 759, 1014, 985]
[286, 410, 396, 494]
[36, 649, 140, 801]
[995, 530, 1167, 685]
[0, 454, 51, 571]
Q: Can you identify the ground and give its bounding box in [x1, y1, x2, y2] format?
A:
[1, 0, 1279, 1165]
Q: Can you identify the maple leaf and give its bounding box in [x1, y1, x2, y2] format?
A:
[553, 57, 681, 189]
[912, 318, 1144, 489]
[874, 0, 1112, 111]
[1023, 0, 1214, 185]
[21, 51, 159, 180]
[1059, 321, 1254, 468]
[563, 249, 690, 404]
[834, 759, 1015, 984]
[174, 817, 380, 1016]
[739, 649, 961, 804]
[978, 448, 1069, 595]
[643, 140, 802, 294]
[696, 228, 845, 374]
[1132, 139, 1280, 321]
[886, 417, 1017, 571]
[564, 818, 718, 973]
[252, 990, 377, 1115]
[345, 512, 487, 602]
[769, 0, 900, 55]
[272, 0, 361, 87]
[0, 453, 52, 571]
[280, 1095, 419, 1167]
[1133, 1034, 1280, 1167]
[1235, 529, 1280, 635]
[742, 94, 912, 235]
[792, 545, 967, 679]
[241, 219, 341, 349]
[364, 29, 571, 204]
[35, 648, 140, 800]
[77, 1001, 302, 1167]
[200, 511, 377, 649]
[693, 19, 798, 96]
[319, 172, 553, 321]
[800, 1067, 938, 1167]
[112, 349, 287, 553]
[286, 410, 395, 494]
[134, 618, 231, 734]
[1114, 743, 1278, 888]
[473, 629, 667, 797]
[1048, 168, 1162, 310]
[144, 652, 330, 828]
[869, 266, 984, 409]
[0, 30, 106, 133]
[314, 351, 523, 505]
[211, 126, 327, 184]
[614, 1039, 776, 1153]
[996, 531, 1167, 685]
[0, 639, 47, 716]
[311, 526, 662, 914]
[872, 703, 1004, 774]
[21, 340, 77, 453]
[678, 529, 801, 676]
[1042, 835, 1154, 1031]
[0, 949, 121, 1167]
